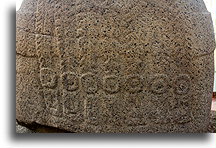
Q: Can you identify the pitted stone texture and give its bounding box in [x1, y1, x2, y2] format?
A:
[208, 111, 216, 133]
[16, 0, 215, 133]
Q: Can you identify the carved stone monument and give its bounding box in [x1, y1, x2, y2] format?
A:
[16, 0, 215, 133]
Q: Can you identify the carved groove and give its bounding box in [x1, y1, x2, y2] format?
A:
[103, 75, 120, 94]
[150, 74, 169, 94]
[174, 74, 191, 95]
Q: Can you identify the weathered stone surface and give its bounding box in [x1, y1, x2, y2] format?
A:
[16, 121, 69, 133]
[208, 111, 216, 133]
[15, 111, 216, 133]
[16, 0, 215, 133]
[16, 122, 34, 133]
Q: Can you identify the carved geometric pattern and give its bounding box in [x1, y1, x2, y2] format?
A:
[62, 72, 79, 91]
[43, 89, 60, 116]
[174, 74, 191, 95]
[16, 0, 215, 133]
[86, 98, 101, 126]
[63, 93, 81, 115]
[81, 73, 98, 94]
[125, 75, 142, 93]
[103, 75, 120, 94]
[40, 68, 58, 88]
[150, 74, 169, 94]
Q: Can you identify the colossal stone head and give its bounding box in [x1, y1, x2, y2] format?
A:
[16, 0, 215, 133]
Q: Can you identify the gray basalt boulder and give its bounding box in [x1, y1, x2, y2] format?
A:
[16, 0, 215, 133]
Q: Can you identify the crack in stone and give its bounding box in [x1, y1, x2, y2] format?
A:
[192, 50, 215, 61]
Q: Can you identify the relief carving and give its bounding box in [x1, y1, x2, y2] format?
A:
[40, 68, 58, 88]
[43, 89, 61, 116]
[81, 73, 98, 94]
[174, 74, 191, 95]
[125, 75, 143, 93]
[150, 74, 169, 94]
[16, 0, 214, 133]
[62, 72, 79, 91]
[62, 91, 84, 123]
[103, 75, 120, 94]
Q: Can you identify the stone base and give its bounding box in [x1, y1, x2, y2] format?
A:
[16, 111, 216, 133]
[207, 111, 216, 133]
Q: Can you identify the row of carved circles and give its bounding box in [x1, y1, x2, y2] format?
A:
[39, 68, 191, 95]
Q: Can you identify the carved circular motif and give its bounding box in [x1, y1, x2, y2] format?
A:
[125, 75, 142, 93]
[103, 75, 120, 94]
[174, 74, 191, 95]
[62, 72, 79, 91]
[150, 74, 168, 94]
[40, 68, 57, 88]
[81, 73, 98, 94]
